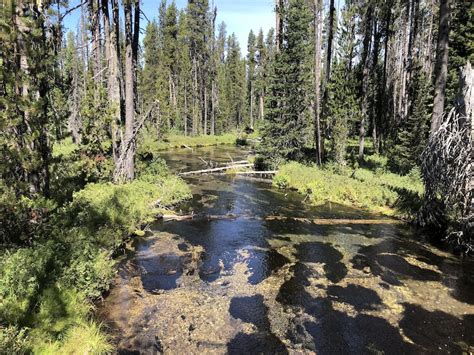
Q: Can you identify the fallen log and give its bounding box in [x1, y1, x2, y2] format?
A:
[233, 170, 278, 175]
[178, 163, 253, 176]
[158, 213, 404, 225]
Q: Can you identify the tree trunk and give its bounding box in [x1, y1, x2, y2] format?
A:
[184, 80, 188, 136]
[204, 87, 208, 135]
[211, 81, 216, 135]
[250, 83, 254, 128]
[431, 0, 450, 134]
[325, 0, 335, 86]
[314, 0, 323, 165]
[358, 3, 373, 159]
[123, 0, 135, 180]
[259, 92, 264, 121]
[275, 0, 282, 52]
[371, 18, 380, 154]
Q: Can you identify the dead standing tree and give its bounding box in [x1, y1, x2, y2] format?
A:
[421, 62, 473, 252]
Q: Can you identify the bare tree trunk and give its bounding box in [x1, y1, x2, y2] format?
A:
[371, 18, 380, 154]
[259, 92, 264, 121]
[358, 3, 373, 159]
[184, 80, 188, 136]
[424, 0, 435, 80]
[103, 0, 122, 163]
[275, 0, 282, 52]
[123, 0, 135, 180]
[89, 0, 101, 88]
[192, 59, 198, 136]
[210, 6, 217, 136]
[314, 0, 323, 165]
[211, 81, 216, 135]
[250, 83, 254, 128]
[398, 0, 412, 122]
[431, 0, 450, 134]
[324, 0, 335, 87]
[204, 87, 208, 135]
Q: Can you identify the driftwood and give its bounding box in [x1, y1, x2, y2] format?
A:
[178, 163, 253, 176]
[159, 214, 403, 225]
[232, 171, 278, 175]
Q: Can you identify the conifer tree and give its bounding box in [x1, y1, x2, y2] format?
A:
[259, 0, 312, 166]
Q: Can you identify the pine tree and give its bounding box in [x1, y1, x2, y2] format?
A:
[259, 0, 312, 166]
[389, 62, 432, 173]
[141, 20, 160, 112]
[225, 33, 246, 128]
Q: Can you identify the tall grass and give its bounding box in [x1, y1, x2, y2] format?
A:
[273, 160, 423, 217]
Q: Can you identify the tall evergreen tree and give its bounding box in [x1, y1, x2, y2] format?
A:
[259, 0, 312, 165]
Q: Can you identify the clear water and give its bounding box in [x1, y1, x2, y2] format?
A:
[99, 146, 474, 354]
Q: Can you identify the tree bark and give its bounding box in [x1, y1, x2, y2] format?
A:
[123, 0, 135, 180]
[103, 0, 122, 163]
[431, 0, 450, 134]
[275, 0, 282, 52]
[314, 0, 323, 165]
[358, 3, 373, 159]
[325, 0, 335, 86]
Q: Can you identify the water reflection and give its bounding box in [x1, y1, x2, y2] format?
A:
[100, 146, 474, 354]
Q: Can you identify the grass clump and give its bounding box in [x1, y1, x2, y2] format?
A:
[274, 160, 423, 217]
[138, 128, 239, 155]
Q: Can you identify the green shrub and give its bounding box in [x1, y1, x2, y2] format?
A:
[0, 326, 30, 354]
[52, 137, 77, 158]
[60, 248, 115, 300]
[0, 242, 56, 324]
[32, 287, 91, 336]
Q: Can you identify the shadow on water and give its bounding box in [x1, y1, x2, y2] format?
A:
[101, 146, 474, 353]
[228, 295, 288, 354]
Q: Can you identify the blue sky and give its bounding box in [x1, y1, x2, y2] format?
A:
[63, 0, 276, 51]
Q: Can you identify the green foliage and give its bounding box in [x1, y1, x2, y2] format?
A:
[32, 321, 112, 355]
[60, 248, 115, 300]
[446, 1, 474, 109]
[138, 126, 240, 155]
[0, 242, 55, 324]
[32, 287, 91, 336]
[388, 64, 432, 174]
[0, 326, 30, 354]
[52, 137, 77, 158]
[259, 0, 312, 166]
[274, 159, 423, 217]
[325, 63, 360, 164]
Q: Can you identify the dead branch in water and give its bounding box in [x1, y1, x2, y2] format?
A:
[178, 163, 253, 176]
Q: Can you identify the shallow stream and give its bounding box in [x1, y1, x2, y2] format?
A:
[100, 146, 473, 354]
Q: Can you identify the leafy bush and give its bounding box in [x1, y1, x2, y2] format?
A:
[52, 137, 77, 158]
[0, 242, 55, 324]
[60, 248, 115, 300]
